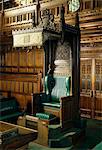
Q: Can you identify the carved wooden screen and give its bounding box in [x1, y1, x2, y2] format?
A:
[95, 59, 102, 120]
[95, 59, 102, 94]
[80, 59, 92, 118]
[80, 58, 102, 120]
[0, 48, 44, 110]
[80, 59, 92, 96]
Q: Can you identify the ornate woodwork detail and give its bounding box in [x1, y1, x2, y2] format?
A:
[15, 0, 34, 6]
[12, 28, 60, 47]
[80, 58, 102, 120]
[38, 9, 55, 30]
[81, 43, 102, 48]
[12, 8, 59, 47]
[81, 36, 102, 44]
[0, 73, 42, 109]
[54, 41, 72, 76]
[80, 59, 92, 96]
[12, 29, 43, 47]
[95, 60, 102, 93]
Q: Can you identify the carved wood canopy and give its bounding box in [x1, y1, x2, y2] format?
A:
[12, 28, 60, 47]
[12, 9, 60, 47]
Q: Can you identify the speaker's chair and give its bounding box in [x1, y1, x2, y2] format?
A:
[32, 73, 73, 129]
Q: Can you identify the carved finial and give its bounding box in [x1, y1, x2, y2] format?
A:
[59, 4, 65, 31]
[59, 5, 65, 43]
[32, 0, 40, 27]
[38, 9, 55, 30]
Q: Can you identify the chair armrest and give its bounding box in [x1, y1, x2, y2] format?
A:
[60, 96, 74, 103]
[31, 93, 45, 115]
[31, 92, 50, 115]
[60, 96, 74, 128]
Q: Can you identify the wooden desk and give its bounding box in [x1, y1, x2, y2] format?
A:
[0, 121, 37, 150]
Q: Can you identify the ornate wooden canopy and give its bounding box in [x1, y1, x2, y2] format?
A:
[12, 8, 60, 47]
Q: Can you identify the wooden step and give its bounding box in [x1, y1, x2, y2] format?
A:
[49, 128, 85, 148]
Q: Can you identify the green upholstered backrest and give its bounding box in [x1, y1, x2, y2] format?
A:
[44, 75, 71, 103]
[0, 97, 19, 112]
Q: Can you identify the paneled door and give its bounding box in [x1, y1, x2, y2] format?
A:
[80, 58, 102, 120]
[94, 59, 102, 120]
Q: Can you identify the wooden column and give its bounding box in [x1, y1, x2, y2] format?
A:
[1, 0, 4, 12]
[91, 0, 94, 9]
[43, 41, 49, 76]
[91, 58, 95, 119]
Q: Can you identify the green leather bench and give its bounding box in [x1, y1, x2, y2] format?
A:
[0, 96, 23, 123]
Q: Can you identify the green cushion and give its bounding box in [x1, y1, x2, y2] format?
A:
[36, 113, 56, 120]
[0, 99, 18, 109]
[45, 75, 71, 103]
[51, 76, 71, 102]
[0, 97, 22, 121]
[0, 112, 23, 121]
[42, 102, 60, 108]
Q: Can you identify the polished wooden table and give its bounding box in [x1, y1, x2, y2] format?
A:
[0, 121, 38, 150]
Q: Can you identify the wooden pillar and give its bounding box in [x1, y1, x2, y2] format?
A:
[35, 0, 40, 25]
[43, 41, 49, 76]
[2, 0, 4, 12]
[55, 7, 58, 16]
[65, 3, 68, 15]
[91, 0, 94, 9]
[91, 58, 95, 119]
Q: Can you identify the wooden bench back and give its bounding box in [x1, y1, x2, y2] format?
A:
[0, 73, 42, 110]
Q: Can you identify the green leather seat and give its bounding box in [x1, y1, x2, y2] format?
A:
[35, 75, 71, 120]
[36, 112, 56, 120]
[42, 75, 71, 108]
[0, 97, 23, 121]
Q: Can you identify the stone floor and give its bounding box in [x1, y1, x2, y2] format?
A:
[17, 119, 102, 150]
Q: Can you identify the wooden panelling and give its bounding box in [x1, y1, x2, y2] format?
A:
[35, 48, 44, 69]
[0, 80, 1, 90]
[0, 73, 42, 110]
[80, 59, 102, 120]
[80, 59, 92, 96]
[0, 12, 2, 30]
[27, 50, 34, 67]
[94, 59, 102, 120]
[95, 98, 102, 120]
[5, 52, 12, 66]
[80, 59, 92, 118]
[2, 0, 102, 31]
[28, 82, 33, 93]
[0, 48, 44, 74]
[12, 51, 18, 66]
[61, 97, 73, 129]
[95, 59, 102, 93]
[80, 96, 92, 118]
